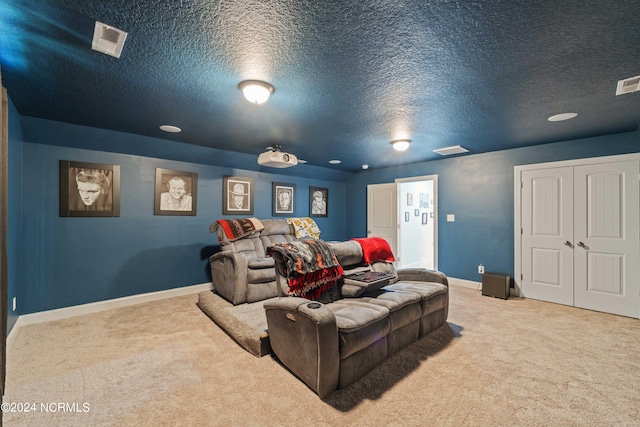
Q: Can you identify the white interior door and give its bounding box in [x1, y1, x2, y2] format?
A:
[521, 168, 574, 306]
[367, 183, 398, 259]
[573, 161, 640, 317]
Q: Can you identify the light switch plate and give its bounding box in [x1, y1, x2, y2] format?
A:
[447, 214, 455, 222]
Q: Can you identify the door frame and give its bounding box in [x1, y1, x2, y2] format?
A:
[514, 152, 640, 299]
[395, 174, 438, 270]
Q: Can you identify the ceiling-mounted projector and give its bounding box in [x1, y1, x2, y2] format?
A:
[257, 146, 298, 168]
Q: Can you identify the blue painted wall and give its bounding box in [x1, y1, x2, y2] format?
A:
[12, 113, 640, 315]
[19, 120, 347, 314]
[7, 95, 22, 333]
[346, 132, 640, 282]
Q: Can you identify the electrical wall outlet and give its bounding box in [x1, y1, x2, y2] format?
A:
[478, 264, 484, 274]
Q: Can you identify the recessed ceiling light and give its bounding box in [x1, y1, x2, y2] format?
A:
[362, 164, 369, 170]
[433, 145, 469, 156]
[329, 160, 341, 164]
[159, 125, 181, 133]
[391, 139, 411, 151]
[548, 113, 577, 122]
[297, 159, 308, 164]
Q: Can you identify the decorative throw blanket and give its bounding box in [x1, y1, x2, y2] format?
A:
[211, 218, 264, 242]
[267, 240, 343, 300]
[286, 217, 321, 240]
[351, 237, 396, 264]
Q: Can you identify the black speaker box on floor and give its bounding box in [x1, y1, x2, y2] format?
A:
[482, 272, 510, 299]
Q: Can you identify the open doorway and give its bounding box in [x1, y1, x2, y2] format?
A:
[397, 175, 437, 270]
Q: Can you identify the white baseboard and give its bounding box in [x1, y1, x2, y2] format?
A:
[7, 282, 213, 351]
[448, 277, 481, 290]
[6, 316, 23, 352]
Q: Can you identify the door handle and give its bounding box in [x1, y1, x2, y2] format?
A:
[563, 241, 573, 248]
[577, 241, 586, 248]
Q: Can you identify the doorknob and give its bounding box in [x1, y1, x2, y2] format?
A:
[367, 230, 371, 234]
[577, 241, 586, 248]
[563, 241, 573, 248]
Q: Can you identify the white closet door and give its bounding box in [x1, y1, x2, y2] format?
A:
[521, 168, 574, 306]
[574, 161, 640, 317]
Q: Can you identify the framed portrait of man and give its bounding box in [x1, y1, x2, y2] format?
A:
[272, 182, 295, 216]
[60, 160, 120, 217]
[223, 176, 254, 215]
[309, 186, 328, 217]
[154, 168, 197, 216]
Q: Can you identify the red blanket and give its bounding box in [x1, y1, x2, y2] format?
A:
[213, 218, 264, 242]
[351, 237, 396, 264]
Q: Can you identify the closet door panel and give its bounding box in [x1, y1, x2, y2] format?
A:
[521, 168, 574, 306]
[574, 161, 640, 318]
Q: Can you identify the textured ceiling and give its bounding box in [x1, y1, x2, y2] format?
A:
[2, 0, 640, 171]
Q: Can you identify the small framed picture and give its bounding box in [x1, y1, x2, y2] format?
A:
[404, 212, 410, 222]
[309, 186, 328, 217]
[422, 212, 428, 224]
[419, 193, 429, 208]
[407, 193, 413, 206]
[223, 176, 254, 215]
[414, 209, 420, 216]
[60, 160, 120, 217]
[273, 182, 295, 216]
[154, 168, 197, 216]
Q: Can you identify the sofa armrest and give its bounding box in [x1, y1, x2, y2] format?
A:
[209, 251, 248, 305]
[264, 297, 340, 398]
[397, 268, 448, 287]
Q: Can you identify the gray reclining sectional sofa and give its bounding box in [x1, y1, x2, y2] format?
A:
[207, 218, 449, 398]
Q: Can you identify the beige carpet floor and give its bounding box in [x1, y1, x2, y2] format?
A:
[3, 285, 639, 426]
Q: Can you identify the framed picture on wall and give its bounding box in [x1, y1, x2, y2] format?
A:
[407, 193, 413, 206]
[272, 182, 295, 216]
[414, 209, 420, 216]
[60, 160, 120, 217]
[223, 176, 254, 215]
[154, 168, 197, 216]
[309, 186, 328, 217]
[404, 212, 410, 222]
[422, 212, 428, 224]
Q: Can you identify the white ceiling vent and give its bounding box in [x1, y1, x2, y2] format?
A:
[616, 75, 640, 96]
[92, 21, 127, 58]
[433, 145, 469, 156]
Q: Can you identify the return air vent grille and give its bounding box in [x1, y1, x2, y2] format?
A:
[616, 75, 640, 96]
[92, 21, 127, 58]
[433, 145, 469, 156]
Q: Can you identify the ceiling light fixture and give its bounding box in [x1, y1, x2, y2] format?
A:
[391, 139, 411, 151]
[238, 80, 275, 104]
[548, 113, 577, 122]
[329, 159, 341, 164]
